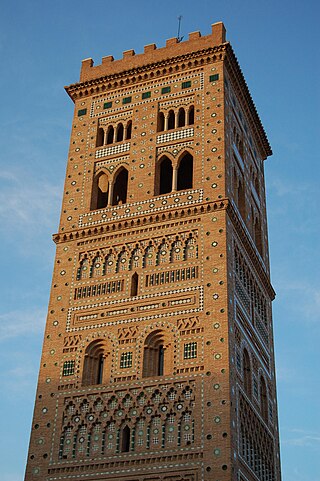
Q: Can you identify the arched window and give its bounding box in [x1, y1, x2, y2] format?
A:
[260, 376, 268, 422]
[243, 349, 252, 397]
[177, 153, 193, 191]
[105, 252, 115, 273]
[82, 339, 108, 386]
[157, 112, 165, 132]
[177, 108, 186, 127]
[129, 247, 141, 270]
[112, 168, 128, 206]
[157, 241, 169, 265]
[238, 139, 244, 158]
[116, 123, 124, 142]
[120, 425, 131, 452]
[96, 127, 104, 147]
[167, 110, 175, 130]
[143, 330, 167, 378]
[106, 125, 114, 145]
[188, 105, 194, 125]
[157, 156, 173, 195]
[91, 172, 109, 210]
[131, 272, 139, 297]
[126, 120, 132, 140]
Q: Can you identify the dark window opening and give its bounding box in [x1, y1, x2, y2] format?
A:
[158, 112, 165, 132]
[131, 272, 138, 297]
[188, 105, 194, 125]
[91, 173, 109, 211]
[158, 346, 164, 376]
[182, 81, 191, 89]
[97, 355, 104, 384]
[106, 126, 114, 145]
[177, 153, 193, 191]
[96, 127, 104, 147]
[161, 86, 171, 94]
[209, 74, 219, 82]
[112, 168, 128, 206]
[122, 96, 132, 104]
[177, 108, 186, 127]
[104, 101, 112, 109]
[142, 91, 151, 99]
[126, 121, 132, 140]
[121, 426, 131, 452]
[238, 181, 246, 220]
[159, 157, 173, 195]
[116, 123, 124, 142]
[78, 108, 87, 117]
[168, 110, 175, 130]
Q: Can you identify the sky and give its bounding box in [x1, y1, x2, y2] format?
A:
[0, 1, 319, 480]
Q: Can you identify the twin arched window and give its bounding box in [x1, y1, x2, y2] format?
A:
[91, 167, 128, 210]
[157, 152, 193, 195]
[82, 330, 170, 387]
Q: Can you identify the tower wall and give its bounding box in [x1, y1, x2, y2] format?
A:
[25, 22, 281, 481]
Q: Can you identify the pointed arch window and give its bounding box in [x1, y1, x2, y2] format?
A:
[106, 125, 114, 145]
[77, 257, 89, 280]
[116, 123, 124, 142]
[112, 168, 128, 206]
[177, 153, 193, 191]
[157, 112, 165, 132]
[91, 172, 109, 211]
[96, 127, 104, 147]
[126, 120, 132, 140]
[184, 236, 197, 260]
[143, 245, 154, 267]
[120, 425, 131, 452]
[82, 339, 108, 386]
[105, 253, 115, 273]
[188, 105, 194, 125]
[167, 110, 175, 130]
[131, 272, 139, 297]
[170, 239, 182, 262]
[177, 108, 186, 127]
[143, 330, 167, 378]
[116, 251, 128, 272]
[158, 156, 173, 195]
[91, 254, 103, 278]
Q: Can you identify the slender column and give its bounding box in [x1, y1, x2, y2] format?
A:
[113, 127, 117, 144]
[174, 111, 178, 129]
[103, 128, 107, 146]
[172, 167, 178, 191]
[123, 125, 127, 140]
[164, 114, 169, 131]
[108, 181, 113, 206]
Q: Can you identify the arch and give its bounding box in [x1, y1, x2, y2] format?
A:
[116, 250, 128, 272]
[129, 247, 142, 270]
[131, 272, 139, 297]
[167, 110, 175, 130]
[243, 348, 252, 397]
[177, 153, 193, 191]
[157, 156, 173, 195]
[106, 125, 114, 145]
[91, 254, 103, 278]
[77, 257, 89, 280]
[112, 168, 128, 206]
[91, 171, 109, 210]
[188, 105, 194, 125]
[116, 123, 124, 142]
[126, 120, 132, 140]
[143, 244, 154, 267]
[260, 376, 268, 422]
[96, 127, 104, 147]
[105, 252, 115, 273]
[156, 240, 169, 265]
[170, 239, 182, 262]
[120, 425, 131, 452]
[184, 236, 198, 260]
[157, 112, 165, 132]
[177, 108, 186, 127]
[82, 339, 109, 386]
[142, 330, 169, 378]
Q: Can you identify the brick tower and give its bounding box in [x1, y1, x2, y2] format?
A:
[25, 22, 281, 481]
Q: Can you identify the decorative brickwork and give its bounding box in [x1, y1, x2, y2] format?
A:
[25, 22, 281, 481]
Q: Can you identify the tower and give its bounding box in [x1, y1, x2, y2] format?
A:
[25, 22, 281, 481]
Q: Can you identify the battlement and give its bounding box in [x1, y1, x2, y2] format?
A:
[80, 22, 226, 82]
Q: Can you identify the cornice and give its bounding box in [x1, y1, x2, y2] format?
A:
[64, 44, 227, 101]
[53, 200, 227, 244]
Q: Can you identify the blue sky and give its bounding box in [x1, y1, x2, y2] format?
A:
[0, 1, 319, 480]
